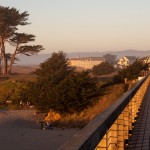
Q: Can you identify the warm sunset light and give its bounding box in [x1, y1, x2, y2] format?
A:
[1, 0, 150, 53]
[1, 1, 150, 150]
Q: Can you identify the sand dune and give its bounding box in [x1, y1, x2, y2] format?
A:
[0, 110, 78, 150]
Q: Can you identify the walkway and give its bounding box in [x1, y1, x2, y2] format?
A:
[0, 110, 78, 150]
[127, 84, 150, 150]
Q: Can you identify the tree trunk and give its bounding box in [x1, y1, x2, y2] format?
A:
[1, 54, 7, 76]
[0, 56, 1, 74]
[1, 40, 7, 76]
[0, 38, 2, 75]
[8, 53, 16, 74]
[8, 45, 18, 74]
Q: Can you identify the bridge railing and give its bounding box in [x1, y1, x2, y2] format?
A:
[58, 75, 150, 150]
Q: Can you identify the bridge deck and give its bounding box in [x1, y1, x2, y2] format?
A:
[127, 84, 150, 150]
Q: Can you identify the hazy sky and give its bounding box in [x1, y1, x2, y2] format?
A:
[1, 0, 150, 53]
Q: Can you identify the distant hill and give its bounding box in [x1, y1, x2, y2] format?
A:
[16, 50, 150, 65]
[99, 50, 150, 59]
[67, 50, 150, 59]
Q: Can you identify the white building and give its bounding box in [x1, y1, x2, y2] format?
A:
[69, 57, 105, 69]
[118, 56, 137, 68]
[141, 55, 150, 64]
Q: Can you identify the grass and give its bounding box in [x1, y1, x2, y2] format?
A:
[0, 104, 19, 110]
[0, 73, 36, 112]
[6, 103, 20, 110]
[0, 104, 6, 109]
[7, 74, 37, 82]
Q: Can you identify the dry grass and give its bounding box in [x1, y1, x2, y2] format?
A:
[12, 65, 39, 74]
[8, 74, 37, 82]
[0, 65, 38, 82]
[0, 80, 15, 100]
[55, 83, 127, 128]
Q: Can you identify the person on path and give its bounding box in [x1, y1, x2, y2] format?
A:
[20, 100, 23, 108]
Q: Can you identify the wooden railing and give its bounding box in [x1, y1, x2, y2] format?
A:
[58, 75, 150, 150]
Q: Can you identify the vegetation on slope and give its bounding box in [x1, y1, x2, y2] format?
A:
[92, 61, 115, 76]
[0, 53, 148, 128]
[54, 83, 127, 128]
[113, 60, 149, 83]
[16, 51, 100, 113]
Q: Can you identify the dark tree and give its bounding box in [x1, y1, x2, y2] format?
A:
[92, 62, 115, 76]
[113, 60, 149, 83]
[35, 51, 74, 84]
[0, 6, 29, 75]
[0, 6, 43, 75]
[19, 51, 100, 113]
[45, 71, 99, 113]
[8, 33, 43, 73]
[103, 54, 116, 64]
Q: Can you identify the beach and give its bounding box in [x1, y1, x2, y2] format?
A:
[0, 110, 78, 150]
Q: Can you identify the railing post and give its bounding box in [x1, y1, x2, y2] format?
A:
[117, 113, 124, 150]
[128, 102, 133, 137]
[107, 121, 118, 150]
[123, 105, 129, 148]
[131, 97, 137, 126]
[96, 134, 107, 150]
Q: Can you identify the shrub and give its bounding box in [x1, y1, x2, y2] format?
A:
[45, 72, 99, 113]
[113, 60, 149, 83]
[18, 51, 100, 113]
[92, 62, 115, 76]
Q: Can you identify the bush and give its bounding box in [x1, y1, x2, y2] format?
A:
[18, 51, 100, 113]
[46, 72, 99, 113]
[26, 71, 100, 113]
[92, 62, 115, 76]
[0, 80, 29, 109]
[113, 60, 149, 84]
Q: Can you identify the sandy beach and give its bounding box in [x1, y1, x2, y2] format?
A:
[0, 110, 78, 150]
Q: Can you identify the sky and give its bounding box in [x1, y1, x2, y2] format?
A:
[1, 0, 150, 53]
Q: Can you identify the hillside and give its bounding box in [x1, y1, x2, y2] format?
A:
[67, 50, 150, 58]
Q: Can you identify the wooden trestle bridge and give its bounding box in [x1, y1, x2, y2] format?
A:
[59, 74, 150, 150]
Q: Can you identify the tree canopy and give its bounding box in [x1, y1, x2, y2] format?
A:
[0, 6, 44, 75]
[18, 51, 100, 113]
[113, 60, 149, 83]
[92, 61, 115, 76]
[35, 51, 74, 83]
[103, 54, 116, 64]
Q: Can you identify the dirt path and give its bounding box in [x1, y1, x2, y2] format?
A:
[0, 110, 78, 150]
